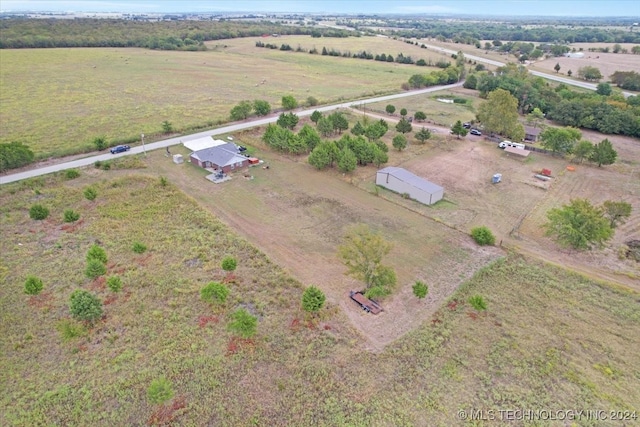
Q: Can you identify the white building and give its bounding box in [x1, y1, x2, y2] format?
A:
[376, 167, 444, 205]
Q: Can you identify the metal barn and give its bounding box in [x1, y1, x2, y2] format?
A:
[376, 167, 444, 205]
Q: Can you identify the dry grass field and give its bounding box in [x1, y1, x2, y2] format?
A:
[0, 34, 449, 159]
[532, 50, 640, 82]
[1, 154, 639, 426]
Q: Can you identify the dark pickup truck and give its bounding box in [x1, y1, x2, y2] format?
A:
[349, 291, 383, 314]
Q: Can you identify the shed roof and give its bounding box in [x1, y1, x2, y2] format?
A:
[183, 137, 227, 152]
[524, 126, 542, 136]
[191, 143, 248, 167]
[377, 166, 443, 194]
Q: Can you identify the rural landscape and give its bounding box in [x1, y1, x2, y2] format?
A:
[1, 3, 640, 426]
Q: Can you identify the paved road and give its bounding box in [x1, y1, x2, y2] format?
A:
[0, 82, 463, 185]
[422, 43, 634, 97]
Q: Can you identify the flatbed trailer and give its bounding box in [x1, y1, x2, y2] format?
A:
[349, 291, 383, 314]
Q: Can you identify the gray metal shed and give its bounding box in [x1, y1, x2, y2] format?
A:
[376, 167, 444, 205]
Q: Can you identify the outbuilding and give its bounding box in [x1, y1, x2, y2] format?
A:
[190, 143, 250, 173]
[376, 166, 444, 205]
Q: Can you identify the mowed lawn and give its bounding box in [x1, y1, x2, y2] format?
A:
[1, 170, 638, 426]
[0, 34, 441, 159]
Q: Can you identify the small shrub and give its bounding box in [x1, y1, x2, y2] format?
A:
[227, 308, 257, 338]
[221, 256, 237, 273]
[65, 169, 80, 179]
[86, 244, 108, 264]
[159, 176, 168, 187]
[69, 289, 103, 323]
[93, 136, 107, 151]
[200, 281, 229, 304]
[94, 160, 102, 169]
[83, 187, 98, 201]
[132, 242, 147, 254]
[29, 204, 49, 220]
[107, 276, 122, 293]
[147, 377, 174, 405]
[24, 276, 44, 295]
[63, 209, 80, 223]
[469, 295, 487, 311]
[101, 162, 111, 171]
[302, 285, 326, 313]
[85, 259, 107, 279]
[412, 281, 428, 299]
[401, 192, 411, 199]
[56, 319, 88, 341]
[471, 226, 496, 246]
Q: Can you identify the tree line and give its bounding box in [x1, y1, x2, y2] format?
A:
[352, 19, 640, 44]
[0, 19, 354, 49]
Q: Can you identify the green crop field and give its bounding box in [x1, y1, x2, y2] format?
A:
[1, 164, 638, 426]
[0, 35, 448, 159]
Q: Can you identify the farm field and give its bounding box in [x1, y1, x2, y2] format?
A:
[0, 34, 442, 159]
[1, 168, 638, 426]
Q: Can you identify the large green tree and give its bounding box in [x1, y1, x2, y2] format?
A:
[395, 118, 413, 134]
[392, 134, 407, 151]
[602, 201, 632, 228]
[414, 127, 432, 144]
[253, 99, 271, 116]
[338, 224, 396, 298]
[572, 140, 594, 164]
[337, 146, 357, 173]
[589, 138, 617, 167]
[545, 198, 613, 250]
[540, 126, 581, 156]
[476, 88, 524, 140]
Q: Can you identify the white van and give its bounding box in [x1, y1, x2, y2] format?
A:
[499, 141, 526, 150]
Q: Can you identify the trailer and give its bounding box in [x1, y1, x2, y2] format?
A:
[349, 291, 383, 314]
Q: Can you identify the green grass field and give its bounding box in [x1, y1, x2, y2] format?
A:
[1, 169, 638, 426]
[0, 35, 447, 159]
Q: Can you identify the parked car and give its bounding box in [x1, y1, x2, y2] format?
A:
[470, 129, 482, 136]
[110, 145, 130, 154]
[463, 122, 472, 129]
[237, 145, 247, 152]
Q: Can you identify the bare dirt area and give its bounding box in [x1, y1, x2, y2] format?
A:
[532, 51, 640, 81]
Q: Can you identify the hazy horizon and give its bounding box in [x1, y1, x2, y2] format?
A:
[2, 0, 640, 17]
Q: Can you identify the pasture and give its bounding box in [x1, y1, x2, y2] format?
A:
[0, 34, 447, 159]
[1, 163, 638, 426]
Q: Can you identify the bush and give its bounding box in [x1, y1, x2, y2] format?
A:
[159, 176, 168, 187]
[29, 204, 49, 220]
[65, 169, 80, 179]
[69, 289, 103, 323]
[56, 319, 88, 341]
[63, 209, 80, 223]
[24, 276, 44, 295]
[132, 242, 147, 254]
[227, 308, 257, 338]
[86, 244, 108, 264]
[0, 141, 35, 172]
[200, 281, 229, 304]
[147, 377, 174, 405]
[471, 226, 496, 246]
[83, 187, 98, 201]
[469, 295, 487, 311]
[107, 276, 122, 293]
[93, 136, 107, 151]
[85, 258, 107, 279]
[412, 281, 428, 299]
[302, 286, 326, 313]
[221, 256, 237, 273]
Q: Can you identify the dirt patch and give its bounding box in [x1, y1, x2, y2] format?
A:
[532, 50, 640, 81]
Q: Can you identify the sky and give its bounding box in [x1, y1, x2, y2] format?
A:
[1, 1, 639, 17]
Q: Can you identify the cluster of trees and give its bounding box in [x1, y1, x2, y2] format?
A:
[0, 19, 355, 49]
[539, 127, 618, 166]
[407, 66, 463, 88]
[308, 134, 389, 173]
[463, 63, 640, 138]
[0, 141, 35, 172]
[229, 99, 272, 121]
[610, 71, 640, 91]
[262, 123, 318, 154]
[546, 199, 632, 250]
